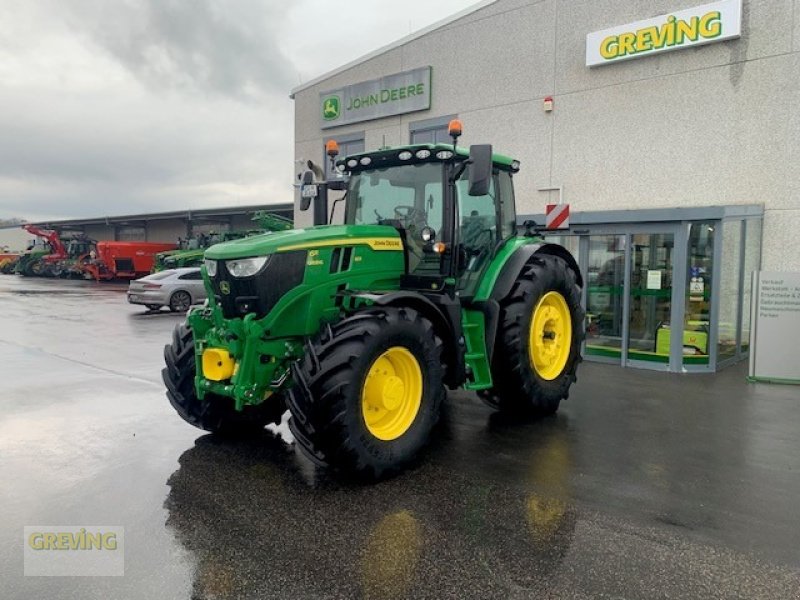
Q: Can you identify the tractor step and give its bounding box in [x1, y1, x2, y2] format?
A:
[461, 309, 493, 391]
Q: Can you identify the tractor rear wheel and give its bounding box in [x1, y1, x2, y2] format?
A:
[481, 254, 583, 415]
[162, 323, 284, 436]
[287, 307, 444, 479]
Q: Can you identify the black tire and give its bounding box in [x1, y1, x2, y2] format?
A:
[480, 254, 584, 415]
[169, 290, 192, 312]
[286, 306, 444, 479]
[146, 304, 162, 311]
[162, 323, 285, 436]
[26, 260, 44, 277]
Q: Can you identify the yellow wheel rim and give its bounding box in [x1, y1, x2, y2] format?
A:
[528, 291, 572, 381]
[361, 347, 423, 441]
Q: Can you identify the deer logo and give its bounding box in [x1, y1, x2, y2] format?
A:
[322, 96, 341, 120]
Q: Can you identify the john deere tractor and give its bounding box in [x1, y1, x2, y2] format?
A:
[163, 122, 584, 478]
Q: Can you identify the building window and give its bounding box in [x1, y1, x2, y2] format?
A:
[324, 133, 364, 179]
[409, 115, 457, 144]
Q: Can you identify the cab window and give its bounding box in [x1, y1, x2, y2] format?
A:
[455, 168, 497, 295]
[346, 162, 444, 274]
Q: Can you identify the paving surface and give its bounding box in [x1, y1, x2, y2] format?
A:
[1, 275, 799, 599]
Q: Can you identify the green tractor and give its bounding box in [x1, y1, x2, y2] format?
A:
[163, 124, 584, 478]
[14, 244, 51, 276]
[154, 215, 293, 272]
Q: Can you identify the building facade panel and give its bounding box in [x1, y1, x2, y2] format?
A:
[146, 219, 186, 243]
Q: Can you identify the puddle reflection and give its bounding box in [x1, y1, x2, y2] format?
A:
[164, 406, 579, 598]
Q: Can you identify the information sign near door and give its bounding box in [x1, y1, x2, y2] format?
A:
[749, 271, 800, 384]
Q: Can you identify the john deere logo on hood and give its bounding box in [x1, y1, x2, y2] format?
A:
[322, 96, 340, 121]
[219, 281, 230, 295]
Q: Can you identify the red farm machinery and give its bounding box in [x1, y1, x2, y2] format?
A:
[79, 241, 177, 281]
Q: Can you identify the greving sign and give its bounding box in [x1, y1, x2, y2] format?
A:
[320, 67, 431, 129]
[586, 0, 742, 67]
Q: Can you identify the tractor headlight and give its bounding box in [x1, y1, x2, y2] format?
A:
[226, 256, 269, 278]
[204, 258, 217, 277]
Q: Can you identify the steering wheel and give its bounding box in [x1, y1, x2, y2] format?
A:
[393, 205, 418, 221]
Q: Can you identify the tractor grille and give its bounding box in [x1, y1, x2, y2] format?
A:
[211, 251, 307, 320]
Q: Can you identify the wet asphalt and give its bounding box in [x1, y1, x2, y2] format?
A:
[0, 274, 799, 599]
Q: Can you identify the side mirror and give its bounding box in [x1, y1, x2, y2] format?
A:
[468, 144, 492, 196]
[299, 170, 315, 211]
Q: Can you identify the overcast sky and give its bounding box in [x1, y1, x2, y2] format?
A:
[0, 0, 474, 221]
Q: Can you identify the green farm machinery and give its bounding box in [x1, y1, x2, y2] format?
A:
[153, 213, 293, 272]
[163, 122, 584, 478]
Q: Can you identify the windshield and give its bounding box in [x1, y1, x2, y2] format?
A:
[345, 163, 443, 234]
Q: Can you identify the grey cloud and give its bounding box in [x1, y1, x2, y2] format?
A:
[59, 0, 295, 102]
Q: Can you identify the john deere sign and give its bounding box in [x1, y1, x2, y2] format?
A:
[320, 67, 431, 129]
[586, 0, 742, 67]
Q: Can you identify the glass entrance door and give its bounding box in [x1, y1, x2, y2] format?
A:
[585, 235, 626, 361]
[626, 232, 674, 365]
[577, 226, 681, 369]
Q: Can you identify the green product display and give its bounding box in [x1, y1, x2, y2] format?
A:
[163, 140, 585, 478]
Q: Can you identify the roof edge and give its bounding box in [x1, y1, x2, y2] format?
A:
[29, 202, 293, 228]
[290, 0, 497, 98]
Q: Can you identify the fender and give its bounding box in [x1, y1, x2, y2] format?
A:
[349, 290, 465, 388]
[478, 242, 582, 366]
[489, 242, 582, 303]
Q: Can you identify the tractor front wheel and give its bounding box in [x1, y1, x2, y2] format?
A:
[287, 307, 444, 479]
[481, 254, 583, 415]
[162, 324, 284, 436]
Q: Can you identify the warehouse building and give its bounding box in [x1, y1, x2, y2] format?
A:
[291, 0, 798, 373]
[0, 203, 293, 251]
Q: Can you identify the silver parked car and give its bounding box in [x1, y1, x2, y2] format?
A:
[127, 268, 206, 312]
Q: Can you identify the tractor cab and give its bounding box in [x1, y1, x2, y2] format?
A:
[306, 120, 520, 300]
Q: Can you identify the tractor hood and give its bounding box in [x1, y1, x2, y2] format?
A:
[204, 224, 403, 260]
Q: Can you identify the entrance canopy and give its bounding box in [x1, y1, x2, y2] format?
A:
[522, 205, 763, 372]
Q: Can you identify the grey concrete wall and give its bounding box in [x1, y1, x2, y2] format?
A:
[82, 224, 115, 241]
[293, 0, 800, 270]
[147, 220, 187, 243]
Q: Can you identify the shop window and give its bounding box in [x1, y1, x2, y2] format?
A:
[586, 235, 626, 358]
[629, 233, 674, 363]
[684, 222, 715, 365]
[409, 115, 457, 145]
